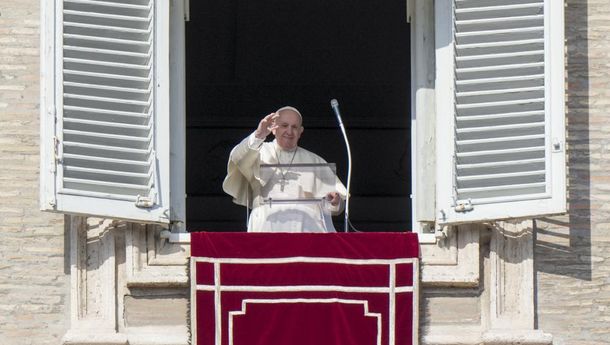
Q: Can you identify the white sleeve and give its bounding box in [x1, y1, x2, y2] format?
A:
[247, 132, 265, 149]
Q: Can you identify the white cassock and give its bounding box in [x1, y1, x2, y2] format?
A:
[222, 132, 347, 232]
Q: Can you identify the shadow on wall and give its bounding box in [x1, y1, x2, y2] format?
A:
[534, 0, 591, 282]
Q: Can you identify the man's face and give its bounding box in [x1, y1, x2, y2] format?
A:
[272, 110, 304, 150]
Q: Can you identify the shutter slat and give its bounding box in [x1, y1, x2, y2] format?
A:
[456, 27, 541, 38]
[63, 153, 150, 167]
[458, 176, 546, 189]
[64, 46, 149, 59]
[64, 166, 151, 186]
[65, 165, 151, 178]
[65, 0, 151, 11]
[456, 27, 543, 45]
[457, 51, 544, 69]
[457, 103, 544, 117]
[457, 91, 544, 106]
[457, 62, 543, 74]
[63, 84, 151, 98]
[62, 8, 151, 35]
[63, 178, 151, 196]
[63, 146, 150, 162]
[457, 134, 543, 147]
[64, 129, 151, 143]
[64, 121, 151, 138]
[456, 146, 544, 158]
[64, 21, 150, 34]
[457, 50, 543, 62]
[457, 170, 545, 182]
[458, 157, 545, 168]
[458, 144, 544, 155]
[457, 68, 544, 82]
[457, 109, 544, 119]
[64, 93, 150, 106]
[64, 33, 151, 48]
[455, 0, 542, 8]
[456, 75, 544, 92]
[458, 158, 545, 175]
[64, 117, 151, 131]
[456, 182, 546, 200]
[456, 98, 544, 110]
[60, 189, 137, 202]
[63, 10, 151, 22]
[64, 69, 150, 83]
[64, 106, 149, 121]
[64, 108, 150, 129]
[63, 96, 150, 114]
[459, 115, 544, 128]
[63, 141, 150, 155]
[455, 3, 543, 13]
[63, 46, 151, 66]
[456, 16, 543, 34]
[458, 127, 544, 142]
[64, 23, 152, 43]
[64, 66, 151, 79]
[457, 42, 543, 57]
[457, 122, 544, 134]
[457, 86, 544, 98]
[64, 82, 151, 101]
[456, 38, 543, 50]
[64, 72, 150, 90]
[63, 136, 149, 151]
[64, 57, 151, 72]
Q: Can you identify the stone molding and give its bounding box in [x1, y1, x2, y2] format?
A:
[482, 220, 552, 345]
[421, 225, 481, 287]
[481, 330, 553, 345]
[62, 216, 127, 345]
[62, 216, 189, 345]
[125, 223, 189, 287]
[421, 221, 553, 345]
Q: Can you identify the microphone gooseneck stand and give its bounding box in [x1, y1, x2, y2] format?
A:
[330, 99, 352, 233]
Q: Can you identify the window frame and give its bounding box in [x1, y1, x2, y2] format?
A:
[39, 0, 186, 225]
[433, 0, 566, 225]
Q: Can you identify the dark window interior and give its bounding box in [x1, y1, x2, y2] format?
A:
[186, 0, 411, 232]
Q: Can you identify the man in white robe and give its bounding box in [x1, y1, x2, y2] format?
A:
[222, 106, 347, 232]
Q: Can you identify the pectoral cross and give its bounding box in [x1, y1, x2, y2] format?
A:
[279, 177, 288, 192]
[275, 147, 297, 193]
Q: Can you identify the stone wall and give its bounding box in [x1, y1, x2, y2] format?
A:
[0, 1, 67, 344]
[535, 1, 610, 344]
[1, 0, 609, 345]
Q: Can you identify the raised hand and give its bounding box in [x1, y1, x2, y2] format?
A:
[254, 112, 280, 139]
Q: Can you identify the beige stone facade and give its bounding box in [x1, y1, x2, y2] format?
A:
[1, 0, 609, 345]
[0, 1, 67, 344]
[536, 1, 610, 344]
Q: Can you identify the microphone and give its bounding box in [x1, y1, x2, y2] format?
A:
[331, 99, 343, 126]
[330, 99, 352, 233]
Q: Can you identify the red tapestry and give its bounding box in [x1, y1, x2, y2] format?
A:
[191, 232, 420, 345]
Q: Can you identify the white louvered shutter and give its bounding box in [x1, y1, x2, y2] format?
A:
[40, 0, 179, 223]
[435, 0, 565, 224]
